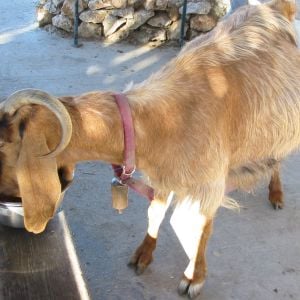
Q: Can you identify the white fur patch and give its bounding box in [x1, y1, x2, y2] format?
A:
[147, 191, 174, 239]
[170, 198, 206, 260]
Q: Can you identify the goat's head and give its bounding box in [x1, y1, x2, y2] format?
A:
[0, 89, 73, 233]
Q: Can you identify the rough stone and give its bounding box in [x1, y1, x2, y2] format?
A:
[111, 0, 127, 8]
[105, 18, 127, 36]
[105, 26, 130, 43]
[52, 0, 65, 6]
[79, 9, 107, 23]
[152, 28, 167, 41]
[78, 21, 102, 38]
[105, 9, 154, 42]
[144, 0, 155, 10]
[167, 6, 180, 21]
[147, 12, 172, 28]
[179, 1, 211, 15]
[88, 0, 113, 10]
[167, 0, 184, 7]
[111, 7, 134, 19]
[43, 0, 62, 14]
[186, 28, 199, 40]
[37, 0, 221, 44]
[128, 0, 143, 7]
[211, 0, 228, 18]
[43, 23, 71, 37]
[61, 0, 87, 19]
[156, 0, 167, 9]
[102, 14, 118, 36]
[190, 14, 216, 32]
[167, 19, 187, 40]
[127, 9, 155, 30]
[130, 25, 166, 43]
[36, 6, 53, 27]
[43, 23, 60, 34]
[52, 14, 73, 32]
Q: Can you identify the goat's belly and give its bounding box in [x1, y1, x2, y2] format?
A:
[227, 159, 279, 191]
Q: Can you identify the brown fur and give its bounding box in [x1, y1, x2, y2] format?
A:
[0, 0, 298, 297]
[128, 234, 157, 274]
[268, 163, 284, 209]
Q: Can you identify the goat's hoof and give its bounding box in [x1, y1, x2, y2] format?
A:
[127, 259, 149, 275]
[128, 251, 153, 275]
[178, 276, 205, 299]
[128, 234, 156, 275]
[269, 190, 284, 210]
[272, 202, 283, 210]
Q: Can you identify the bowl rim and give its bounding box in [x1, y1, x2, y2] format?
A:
[0, 184, 71, 210]
[0, 201, 23, 208]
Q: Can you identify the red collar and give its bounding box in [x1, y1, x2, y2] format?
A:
[112, 94, 154, 201]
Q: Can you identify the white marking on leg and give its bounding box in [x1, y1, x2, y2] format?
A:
[170, 198, 207, 279]
[147, 191, 174, 239]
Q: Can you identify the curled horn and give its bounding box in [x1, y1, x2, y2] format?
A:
[1, 89, 72, 158]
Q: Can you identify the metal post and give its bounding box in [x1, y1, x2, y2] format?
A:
[180, 0, 188, 47]
[73, 0, 80, 47]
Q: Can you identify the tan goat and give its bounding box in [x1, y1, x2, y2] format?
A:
[0, 0, 299, 297]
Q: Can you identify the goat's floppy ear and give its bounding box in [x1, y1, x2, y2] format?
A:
[16, 122, 61, 234]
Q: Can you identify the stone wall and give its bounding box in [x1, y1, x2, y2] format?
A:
[37, 0, 229, 44]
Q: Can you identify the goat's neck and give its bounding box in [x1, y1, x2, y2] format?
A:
[58, 93, 123, 165]
[60, 91, 169, 173]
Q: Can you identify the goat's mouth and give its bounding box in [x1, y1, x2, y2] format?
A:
[0, 175, 74, 229]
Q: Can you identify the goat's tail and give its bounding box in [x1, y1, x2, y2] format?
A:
[222, 196, 240, 211]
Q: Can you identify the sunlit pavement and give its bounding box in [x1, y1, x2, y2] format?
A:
[1, 1, 300, 300]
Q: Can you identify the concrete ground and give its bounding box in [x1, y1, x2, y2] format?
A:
[1, 1, 300, 299]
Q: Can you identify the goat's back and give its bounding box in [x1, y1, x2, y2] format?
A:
[127, 0, 300, 189]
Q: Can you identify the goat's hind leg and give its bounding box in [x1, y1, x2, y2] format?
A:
[268, 162, 284, 209]
[128, 191, 173, 274]
[172, 182, 224, 299]
[228, 159, 284, 209]
[175, 214, 213, 299]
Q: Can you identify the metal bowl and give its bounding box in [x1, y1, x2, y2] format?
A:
[0, 186, 70, 229]
[0, 201, 24, 228]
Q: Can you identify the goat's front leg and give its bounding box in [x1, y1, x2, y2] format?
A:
[268, 162, 284, 209]
[129, 191, 173, 274]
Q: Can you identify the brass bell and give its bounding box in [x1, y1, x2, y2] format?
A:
[111, 177, 128, 214]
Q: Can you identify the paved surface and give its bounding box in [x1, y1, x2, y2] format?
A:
[0, 212, 88, 300]
[0, 1, 300, 299]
